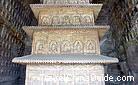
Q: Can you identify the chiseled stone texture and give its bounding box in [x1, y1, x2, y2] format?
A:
[26, 64, 105, 85]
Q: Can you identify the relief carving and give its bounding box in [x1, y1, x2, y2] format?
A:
[61, 40, 71, 53]
[49, 40, 59, 54]
[36, 40, 45, 54]
[40, 15, 94, 26]
[83, 16, 92, 25]
[41, 16, 51, 25]
[85, 40, 96, 53]
[52, 16, 60, 25]
[73, 41, 83, 53]
[62, 16, 70, 25]
[33, 30, 99, 54]
[72, 16, 81, 25]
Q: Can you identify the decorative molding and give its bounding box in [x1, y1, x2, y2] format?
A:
[30, 4, 103, 8]
[12, 54, 119, 64]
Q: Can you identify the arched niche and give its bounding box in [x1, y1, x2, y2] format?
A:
[83, 16, 92, 25]
[52, 16, 60, 25]
[49, 40, 59, 54]
[61, 40, 71, 54]
[41, 16, 51, 25]
[72, 16, 81, 25]
[35, 40, 45, 54]
[85, 40, 96, 53]
[73, 40, 83, 53]
[62, 15, 71, 25]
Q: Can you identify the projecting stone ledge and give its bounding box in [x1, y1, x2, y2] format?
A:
[12, 54, 118, 64]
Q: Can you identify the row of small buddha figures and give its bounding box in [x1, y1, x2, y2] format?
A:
[34, 40, 98, 54]
[42, 0, 89, 4]
[39, 15, 94, 26]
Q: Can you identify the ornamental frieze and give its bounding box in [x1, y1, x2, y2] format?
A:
[32, 30, 99, 54]
[38, 7, 95, 26]
[39, 15, 94, 26]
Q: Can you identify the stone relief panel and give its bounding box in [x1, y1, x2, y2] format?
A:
[32, 31, 48, 54]
[32, 29, 100, 54]
[36, 40, 45, 54]
[83, 15, 94, 25]
[40, 15, 94, 26]
[39, 7, 94, 25]
[52, 16, 60, 25]
[41, 16, 51, 25]
[62, 15, 70, 25]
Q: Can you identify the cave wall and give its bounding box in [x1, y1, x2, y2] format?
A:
[0, 0, 39, 84]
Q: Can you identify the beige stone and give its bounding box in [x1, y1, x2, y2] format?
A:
[12, 1, 118, 85]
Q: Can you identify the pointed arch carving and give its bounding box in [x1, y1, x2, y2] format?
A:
[73, 40, 83, 53]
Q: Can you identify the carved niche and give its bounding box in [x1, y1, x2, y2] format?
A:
[72, 16, 81, 25]
[35, 40, 45, 54]
[62, 15, 71, 25]
[85, 40, 96, 53]
[61, 40, 71, 54]
[40, 15, 94, 26]
[52, 16, 60, 25]
[83, 16, 92, 25]
[73, 40, 83, 53]
[49, 40, 59, 54]
[40, 16, 51, 25]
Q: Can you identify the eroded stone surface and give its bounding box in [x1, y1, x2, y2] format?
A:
[26, 64, 105, 85]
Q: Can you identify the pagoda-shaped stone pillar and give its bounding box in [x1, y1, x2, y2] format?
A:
[12, 0, 118, 85]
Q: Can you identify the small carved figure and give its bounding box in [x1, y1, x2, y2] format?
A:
[73, 16, 81, 25]
[36, 40, 45, 54]
[62, 16, 70, 25]
[41, 16, 51, 25]
[74, 41, 83, 53]
[86, 40, 96, 53]
[38, 44, 43, 50]
[52, 16, 60, 25]
[61, 40, 71, 53]
[83, 16, 91, 25]
[49, 41, 59, 54]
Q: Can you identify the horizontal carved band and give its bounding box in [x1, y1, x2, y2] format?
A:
[39, 15, 94, 26]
